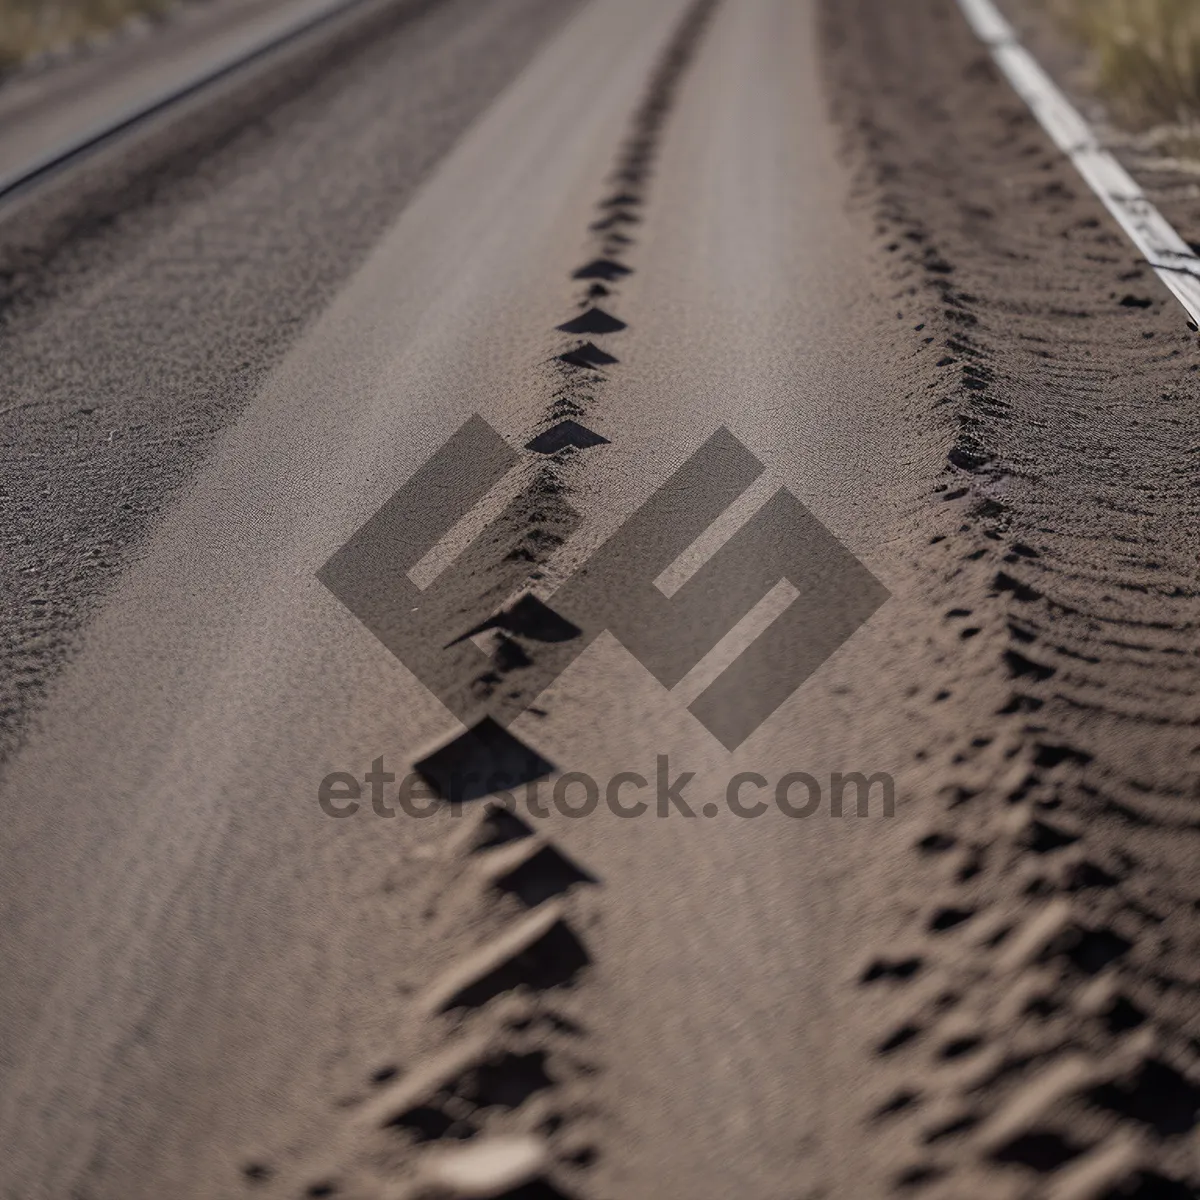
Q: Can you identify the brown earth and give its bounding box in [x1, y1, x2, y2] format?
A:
[0, 0, 1197, 1197]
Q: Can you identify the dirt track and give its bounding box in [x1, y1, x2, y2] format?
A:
[1, 0, 1198, 1197]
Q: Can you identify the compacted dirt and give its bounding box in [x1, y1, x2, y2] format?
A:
[0, 0, 1197, 1198]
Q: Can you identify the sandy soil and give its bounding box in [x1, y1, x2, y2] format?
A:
[822, 1, 1200, 1194]
[0, 0, 1198, 1197]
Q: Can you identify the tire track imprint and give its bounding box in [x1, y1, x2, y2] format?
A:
[823, 1, 1200, 1196]
[447, 0, 724, 732]
[247, 3, 722, 1196]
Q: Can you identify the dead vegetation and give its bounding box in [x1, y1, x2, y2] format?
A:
[1054, 0, 1200, 131]
[0, 0, 169, 72]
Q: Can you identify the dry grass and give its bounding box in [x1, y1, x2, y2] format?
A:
[1055, 0, 1200, 130]
[0, 0, 169, 72]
